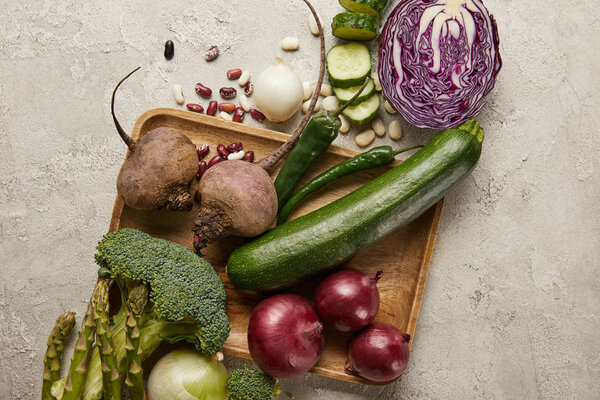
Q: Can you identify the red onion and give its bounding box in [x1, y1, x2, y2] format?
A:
[314, 269, 382, 332]
[248, 294, 324, 378]
[345, 322, 410, 382]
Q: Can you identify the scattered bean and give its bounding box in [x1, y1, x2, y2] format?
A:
[186, 103, 204, 113]
[219, 102, 236, 113]
[339, 114, 350, 134]
[227, 68, 243, 79]
[220, 87, 237, 99]
[302, 97, 322, 113]
[371, 71, 382, 92]
[355, 129, 376, 147]
[196, 144, 210, 159]
[320, 83, 333, 97]
[164, 40, 174, 60]
[228, 150, 245, 160]
[207, 155, 224, 168]
[372, 118, 385, 137]
[243, 81, 254, 96]
[239, 95, 251, 112]
[302, 81, 313, 101]
[242, 150, 255, 162]
[384, 100, 397, 114]
[217, 144, 230, 158]
[197, 161, 208, 178]
[207, 101, 218, 116]
[195, 83, 212, 98]
[205, 45, 219, 61]
[281, 37, 300, 51]
[322, 96, 339, 111]
[226, 142, 243, 153]
[388, 120, 403, 140]
[249, 109, 265, 122]
[219, 111, 233, 121]
[173, 84, 184, 105]
[233, 107, 245, 123]
[238, 70, 251, 87]
[308, 14, 320, 36]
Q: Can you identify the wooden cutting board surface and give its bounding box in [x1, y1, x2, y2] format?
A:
[109, 108, 444, 385]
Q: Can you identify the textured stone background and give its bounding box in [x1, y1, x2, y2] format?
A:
[1, 0, 599, 398]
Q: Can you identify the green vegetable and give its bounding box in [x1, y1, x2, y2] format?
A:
[278, 145, 423, 224]
[333, 78, 375, 105]
[94, 280, 121, 400]
[326, 42, 371, 88]
[124, 284, 148, 400]
[342, 93, 380, 125]
[339, 0, 389, 16]
[274, 79, 372, 209]
[95, 228, 230, 355]
[332, 13, 379, 41]
[42, 312, 76, 400]
[226, 369, 281, 400]
[228, 120, 484, 291]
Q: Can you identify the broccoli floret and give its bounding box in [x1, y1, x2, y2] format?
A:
[227, 369, 281, 400]
[95, 228, 230, 355]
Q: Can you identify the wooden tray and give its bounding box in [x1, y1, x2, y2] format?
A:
[109, 108, 443, 385]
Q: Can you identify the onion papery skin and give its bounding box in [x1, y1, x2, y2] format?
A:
[378, 0, 502, 129]
[314, 269, 381, 332]
[248, 294, 324, 378]
[345, 322, 411, 383]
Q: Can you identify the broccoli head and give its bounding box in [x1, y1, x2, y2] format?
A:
[227, 368, 281, 400]
[95, 228, 230, 355]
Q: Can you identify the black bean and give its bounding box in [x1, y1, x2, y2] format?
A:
[164, 40, 174, 60]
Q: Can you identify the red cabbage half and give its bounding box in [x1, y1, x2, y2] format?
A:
[378, 0, 501, 130]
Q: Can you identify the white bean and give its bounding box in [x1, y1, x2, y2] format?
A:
[339, 114, 350, 134]
[322, 96, 339, 111]
[384, 100, 397, 114]
[302, 81, 313, 101]
[308, 14, 320, 36]
[355, 129, 376, 147]
[372, 118, 385, 137]
[172, 84, 184, 105]
[371, 71, 382, 92]
[302, 97, 322, 114]
[320, 83, 333, 97]
[281, 37, 300, 51]
[239, 95, 251, 112]
[228, 150, 245, 160]
[238, 70, 251, 87]
[219, 111, 233, 121]
[388, 120, 403, 140]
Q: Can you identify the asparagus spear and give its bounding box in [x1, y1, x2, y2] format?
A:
[94, 280, 121, 400]
[124, 284, 148, 400]
[61, 283, 101, 400]
[42, 312, 76, 400]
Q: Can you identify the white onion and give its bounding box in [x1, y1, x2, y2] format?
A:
[147, 347, 227, 400]
[254, 55, 303, 123]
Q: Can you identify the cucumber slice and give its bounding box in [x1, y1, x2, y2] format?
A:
[339, 0, 389, 17]
[332, 13, 379, 41]
[333, 79, 375, 105]
[342, 93, 380, 125]
[326, 42, 372, 88]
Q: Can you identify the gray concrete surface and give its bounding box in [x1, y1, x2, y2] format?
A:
[1, 0, 599, 398]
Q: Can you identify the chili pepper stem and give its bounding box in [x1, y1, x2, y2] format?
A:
[392, 145, 424, 156]
[333, 77, 371, 117]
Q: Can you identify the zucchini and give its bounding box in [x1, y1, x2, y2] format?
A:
[342, 93, 380, 124]
[332, 13, 379, 41]
[227, 120, 485, 291]
[333, 79, 375, 105]
[339, 0, 389, 17]
[326, 42, 371, 88]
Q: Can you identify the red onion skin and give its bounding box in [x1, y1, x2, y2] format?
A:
[314, 269, 382, 332]
[345, 322, 411, 382]
[248, 294, 324, 378]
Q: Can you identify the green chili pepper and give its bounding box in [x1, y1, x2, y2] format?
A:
[274, 78, 371, 209]
[277, 144, 423, 224]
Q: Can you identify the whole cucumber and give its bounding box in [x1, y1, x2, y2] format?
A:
[227, 120, 484, 291]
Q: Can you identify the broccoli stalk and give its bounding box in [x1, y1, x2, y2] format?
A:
[226, 369, 281, 400]
[42, 311, 76, 400]
[94, 280, 121, 400]
[124, 284, 148, 400]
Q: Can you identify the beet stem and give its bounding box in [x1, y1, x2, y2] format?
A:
[256, 0, 325, 172]
[111, 67, 141, 152]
